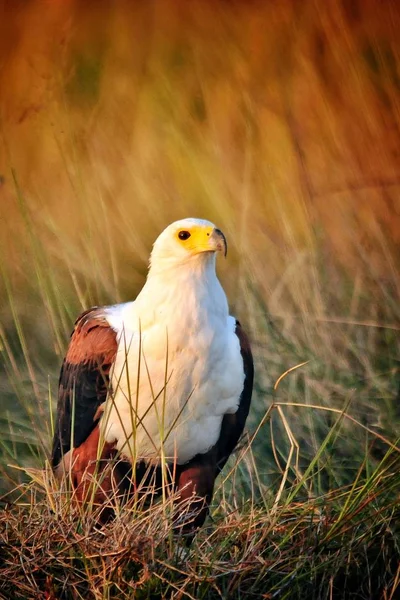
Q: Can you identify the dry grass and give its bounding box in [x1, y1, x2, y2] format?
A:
[1, 428, 399, 599]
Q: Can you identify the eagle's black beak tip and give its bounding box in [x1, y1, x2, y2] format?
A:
[214, 228, 227, 258]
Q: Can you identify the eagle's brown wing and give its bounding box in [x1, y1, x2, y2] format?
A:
[51, 308, 118, 469]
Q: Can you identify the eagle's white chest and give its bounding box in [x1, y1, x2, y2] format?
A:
[101, 270, 245, 465]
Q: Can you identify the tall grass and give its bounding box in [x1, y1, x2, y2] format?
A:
[0, 0, 399, 597]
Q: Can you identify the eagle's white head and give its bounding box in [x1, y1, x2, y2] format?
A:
[149, 218, 227, 273]
[133, 217, 229, 324]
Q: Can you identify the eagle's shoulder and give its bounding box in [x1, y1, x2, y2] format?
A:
[65, 306, 118, 365]
[234, 319, 252, 365]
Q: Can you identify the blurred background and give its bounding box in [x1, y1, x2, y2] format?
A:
[0, 0, 399, 495]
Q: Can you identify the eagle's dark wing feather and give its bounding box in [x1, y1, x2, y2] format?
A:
[215, 320, 254, 473]
[51, 308, 118, 468]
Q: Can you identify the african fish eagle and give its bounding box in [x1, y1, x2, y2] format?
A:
[51, 218, 253, 534]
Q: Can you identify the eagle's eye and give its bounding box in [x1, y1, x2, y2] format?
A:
[178, 230, 191, 240]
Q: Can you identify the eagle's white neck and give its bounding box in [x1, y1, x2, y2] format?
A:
[133, 253, 229, 329]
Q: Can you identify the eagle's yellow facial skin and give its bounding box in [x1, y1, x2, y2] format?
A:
[175, 225, 226, 256]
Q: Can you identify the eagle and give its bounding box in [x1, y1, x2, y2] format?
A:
[51, 218, 253, 535]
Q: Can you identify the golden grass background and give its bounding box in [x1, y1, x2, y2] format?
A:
[2, 0, 399, 284]
[0, 0, 399, 485]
